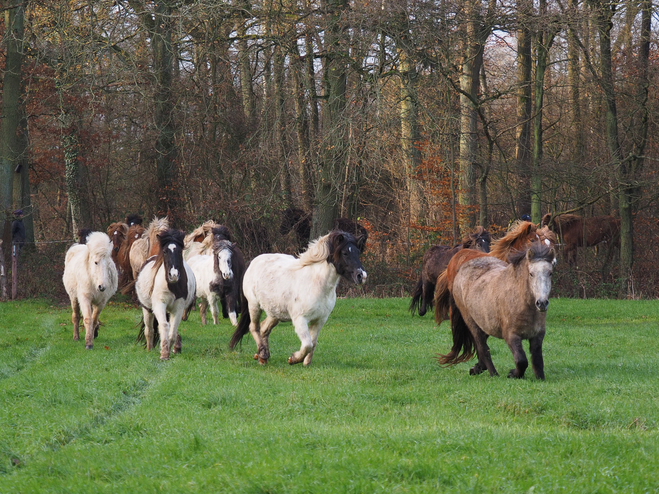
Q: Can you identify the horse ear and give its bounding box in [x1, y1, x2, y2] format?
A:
[526, 247, 535, 261]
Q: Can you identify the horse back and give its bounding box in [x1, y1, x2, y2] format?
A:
[446, 249, 489, 290]
[422, 245, 458, 284]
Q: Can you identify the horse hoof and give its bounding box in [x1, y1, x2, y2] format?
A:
[160, 356, 170, 361]
[258, 357, 267, 365]
[253, 353, 259, 360]
[85, 345, 93, 350]
[507, 370, 523, 379]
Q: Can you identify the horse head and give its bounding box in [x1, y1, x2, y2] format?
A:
[511, 242, 556, 313]
[328, 230, 367, 285]
[464, 226, 491, 253]
[126, 214, 143, 227]
[158, 229, 186, 285]
[213, 239, 234, 281]
[86, 232, 116, 293]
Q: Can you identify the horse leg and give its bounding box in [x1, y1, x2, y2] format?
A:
[255, 316, 278, 364]
[247, 307, 268, 364]
[420, 280, 434, 317]
[220, 293, 229, 319]
[302, 318, 327, 366]
[208, 294, 220, 325]
[91, 305, 102, 339]
[529, 333, 545, 380]
[169, 309, 184, 355]
[152, 306, 170, 360]
[71, 298, 81, 341]
[226, 292, 238, 327]
[289, 318, 314, 365]
[505, 334, 529, 379]
[469, 326, 498, 377]
[142, 308, 155, 351]
[199, 298, 209, 325]
[80, 299, 95, 350]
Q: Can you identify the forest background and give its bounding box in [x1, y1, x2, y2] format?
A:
[0, 0, 658, 301]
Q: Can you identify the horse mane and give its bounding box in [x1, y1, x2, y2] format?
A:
[508, 241, 555, 266]
[184, 220, 219, 246]
[489, 221, 537, 261]
[298, 230, 358, 267]
[212, 237, 233, 255]
[144, 216, 170, 256]
[86, 232, 113, 258]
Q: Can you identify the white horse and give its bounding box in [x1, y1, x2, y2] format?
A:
[229, 230, 367, 366]
[135, 229, 196, 360]
[62, 231, 118, 349]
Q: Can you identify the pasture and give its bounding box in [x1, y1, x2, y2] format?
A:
[1, 297, 658, 493]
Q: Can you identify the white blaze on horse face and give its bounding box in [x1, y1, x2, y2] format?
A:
[529, 260, 552, 312]
[168, 243, 177, 253]
[218, 248, 233, 280]
[167, 244, 181, 282]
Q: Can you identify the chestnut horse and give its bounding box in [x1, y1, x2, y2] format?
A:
[541, 213, 620, 265]
[436, 242, 556, 379]
[106, 222, 128, 270]
[409, 226, 491, 317]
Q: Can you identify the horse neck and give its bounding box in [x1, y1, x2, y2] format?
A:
[307, 259, 342, 293]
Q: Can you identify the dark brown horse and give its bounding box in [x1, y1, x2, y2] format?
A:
[541, 213, 620, 265]
[409, 226, 491, 316]
[436, 242, 556, 380]
[280, 209, 368, 253]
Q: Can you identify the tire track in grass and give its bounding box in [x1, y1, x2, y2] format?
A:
[45, 361, 167, 452]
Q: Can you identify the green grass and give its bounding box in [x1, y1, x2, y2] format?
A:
[1, 297, 658, 493]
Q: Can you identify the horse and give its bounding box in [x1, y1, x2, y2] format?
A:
[187, 231, 246, 326]
[129, 216, 170, 281]
[280, 208, 311, 251]
[541, 213, 620, 265]
[433, 221, 557, 323]
[77, 228, 94, 244]
[135, 229, 196, 360]
[229, 230, 367, 366]
[183, 221, 232, 259]
[126, 213, 143, 227]
[436, 242, 556, 380]
[409, 226, 491, 316]
[106, 222, 128, 269]
[117, 223, 146, 289]
[62, 232, 118, 349]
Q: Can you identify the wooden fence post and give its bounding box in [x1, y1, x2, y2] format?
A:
[0, 240, 7, 300]
[12, 242, 18, 300]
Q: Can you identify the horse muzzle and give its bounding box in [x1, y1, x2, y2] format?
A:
[354, 269, 367, 285]
[222, 271, 234, 281]
[98, 285, 106, 292]
[535, 299, 549, 312]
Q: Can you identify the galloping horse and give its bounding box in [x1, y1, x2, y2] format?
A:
[135, 229, 196, 360]
[434, 221, 557, 323]
[409, 226, 491, 317]
[62, 232, 118, 349]
[117, 222, 146, 289]
[106, 222, 128, 269]
[187, 230, 246, 326]
[541, 213, 620, 265]
[184, 221, 232, 259]
[436, 242, 556, 379]
[129, 216, 170, 281]
[229, 230, 367, 366]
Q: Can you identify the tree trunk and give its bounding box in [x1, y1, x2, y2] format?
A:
[515, 0, 533, 218]
[0, 1, 25, 265]
[312, 0, 348, 238]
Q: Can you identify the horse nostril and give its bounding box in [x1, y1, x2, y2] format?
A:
[99, 286, 105, 292]
[536, 300, 548, 311]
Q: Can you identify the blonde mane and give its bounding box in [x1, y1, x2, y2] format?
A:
[298, 233, 331, 267]
[184, 220, 218, 247]
[86, 232, 113, 259]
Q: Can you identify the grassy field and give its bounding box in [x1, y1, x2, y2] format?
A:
[0, 296, 658, 493]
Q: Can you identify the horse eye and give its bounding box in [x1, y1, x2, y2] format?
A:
[95, 261, 99, 265]
[530, 273, 534, 277]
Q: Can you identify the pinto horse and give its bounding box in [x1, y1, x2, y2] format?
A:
[229, 230, 367, 366]
[409, 226, 491, 317]
[436, 242, 556, 379]
[135, 229, 196, 360]
[187, 230, 246, 326]
[541, 213, 620, 265]
[62, 232, 118, 349]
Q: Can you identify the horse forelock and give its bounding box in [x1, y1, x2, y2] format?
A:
[212, 225, 232, 241]
[508, 242, 555, 267]
[86, 232, 113, 259]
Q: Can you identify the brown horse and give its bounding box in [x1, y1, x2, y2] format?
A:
[436, 242, 556, 379]
[117, 223, 146, 288]
[541, 213, 620, 265]
[409, 226, 491, 316]
[434, 221, 557, 323]
[121, 217, 169, 295]
[106, 222, 128, 270]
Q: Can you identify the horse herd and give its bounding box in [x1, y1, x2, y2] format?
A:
[61, 213, 612, 379]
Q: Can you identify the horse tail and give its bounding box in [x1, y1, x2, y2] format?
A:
[408, 277, 424, 316]
[136, 315, 160, 347]
[121, 279, 137, 296]
[436, 300, 475, 366]
[433, 270, 451, 325]
[229, 291, 250, 350]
